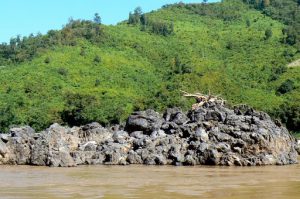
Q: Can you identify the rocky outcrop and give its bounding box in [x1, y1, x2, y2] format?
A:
[0, 102, 298, 167]
[296, 140, 300, 155]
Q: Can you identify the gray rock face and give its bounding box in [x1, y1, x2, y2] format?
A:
[0, 103, 298, 167]
[296, 140, 300, 155]
[125, 110, 163, 134]
[0, 139, 8, 163]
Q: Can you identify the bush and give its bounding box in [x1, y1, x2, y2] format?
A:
[272, 102, 300, 131]
[94, 55, 101, 63]
[80, 48, 86, 56]
[265, 28, 273, 40]
[57, 67, 68, 76]
[44, 57, 51, 64]
[226, 41, 234, 50]
[246, 18, 251, 27]
[268, 66, 287, 81]
[150, 21, 174, 36]
[276, 79, 295, 95]
[95, 79, 101, 87]
[0, 106, 16, 133]
[61, 92, 99, 126]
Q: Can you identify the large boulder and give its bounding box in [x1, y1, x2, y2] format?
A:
[0, 139, 8, 163]
[77, 122, 113, 144]
[164, 108, 189, 125]
[31, 123, 77, 167]
[3, 126, 35, 165]
[125, 110, 163, 134]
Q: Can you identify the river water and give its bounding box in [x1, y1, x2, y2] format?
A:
[0, 160, 300, 199]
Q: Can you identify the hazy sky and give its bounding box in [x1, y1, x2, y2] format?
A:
[0, 0, 219, 43]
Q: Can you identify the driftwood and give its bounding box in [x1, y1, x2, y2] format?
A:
[181, 90, 226, 109]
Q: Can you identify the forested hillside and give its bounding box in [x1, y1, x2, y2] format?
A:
[0, 0, 299, 133]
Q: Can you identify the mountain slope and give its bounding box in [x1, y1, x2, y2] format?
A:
[0, 0, 299, 132]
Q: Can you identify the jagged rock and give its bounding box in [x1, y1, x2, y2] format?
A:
[49, 150, 76, 167]
[195, 128, 209, 142]
[125, 110, 163, 133]
[150, 130, 166, 139]
[2, 126, 36, 165]
[0, 139, 8, 162]
[10, 126, 35, 137]
[78, 122, 113, 144]
[130, 131, 144, 139]
[30, 124, 77, 167]
[164, 108, 189, 125]
[30, 134, 49, 166]
[71, 151, 105, 165]
[296, 140, 300, 155]
[80, 141, 97, 151]
[127, 150, 143, 164]
[113, 131, 129, 144]
[0, 101, 298, 167]
[0, 134, 9, 142]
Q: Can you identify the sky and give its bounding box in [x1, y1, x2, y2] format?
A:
[0, 0, 219, 43]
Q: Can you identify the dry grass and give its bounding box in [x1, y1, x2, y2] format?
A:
[288, 59, 300, 68]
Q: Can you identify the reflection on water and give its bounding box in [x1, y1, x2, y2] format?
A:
[0, 160, 300, 199]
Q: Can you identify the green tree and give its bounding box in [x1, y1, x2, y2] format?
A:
[276, 79, 295, 95]
[265, 28, 272, 40]
[246, 18, 251, 27]
[128, 12, 138, 24]
[262, 0, 270, 8]
[284, 28, 298, 45]
[274, 101, 300, 131]
[80, 48, 86, 56]
[254, 0, 261, 9]
[0, 106, 16, 133]
[128, 12, 134, 24]
[128, 7, 143, 25]
[134, 7, 142, 18]
[140, 14, 148, 26]
[151, 21, 174, 36]
[44, 57, 51, 64]
[57, 67, 68, 76]
[94, 55, 102, 63]
[61, 92, 100, 126]
[93, 13, 101, 24]
[95, 79, 101, 87]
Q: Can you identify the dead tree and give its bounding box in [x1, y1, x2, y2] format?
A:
[181, 90, 226, 110]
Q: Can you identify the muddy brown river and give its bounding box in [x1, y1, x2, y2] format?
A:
[0, 160, 300, 199]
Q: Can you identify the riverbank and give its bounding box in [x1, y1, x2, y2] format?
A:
[0, 101, 298, 167]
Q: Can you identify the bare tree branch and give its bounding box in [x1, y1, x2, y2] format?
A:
[181, 90, 226, 109]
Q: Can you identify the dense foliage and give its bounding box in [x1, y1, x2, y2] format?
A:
[243, 0, 300, 51]
[0, 0, 299, 133]
[0, 18, 104, 65]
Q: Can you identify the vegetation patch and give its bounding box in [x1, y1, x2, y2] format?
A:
[0, 0, 299, 132]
